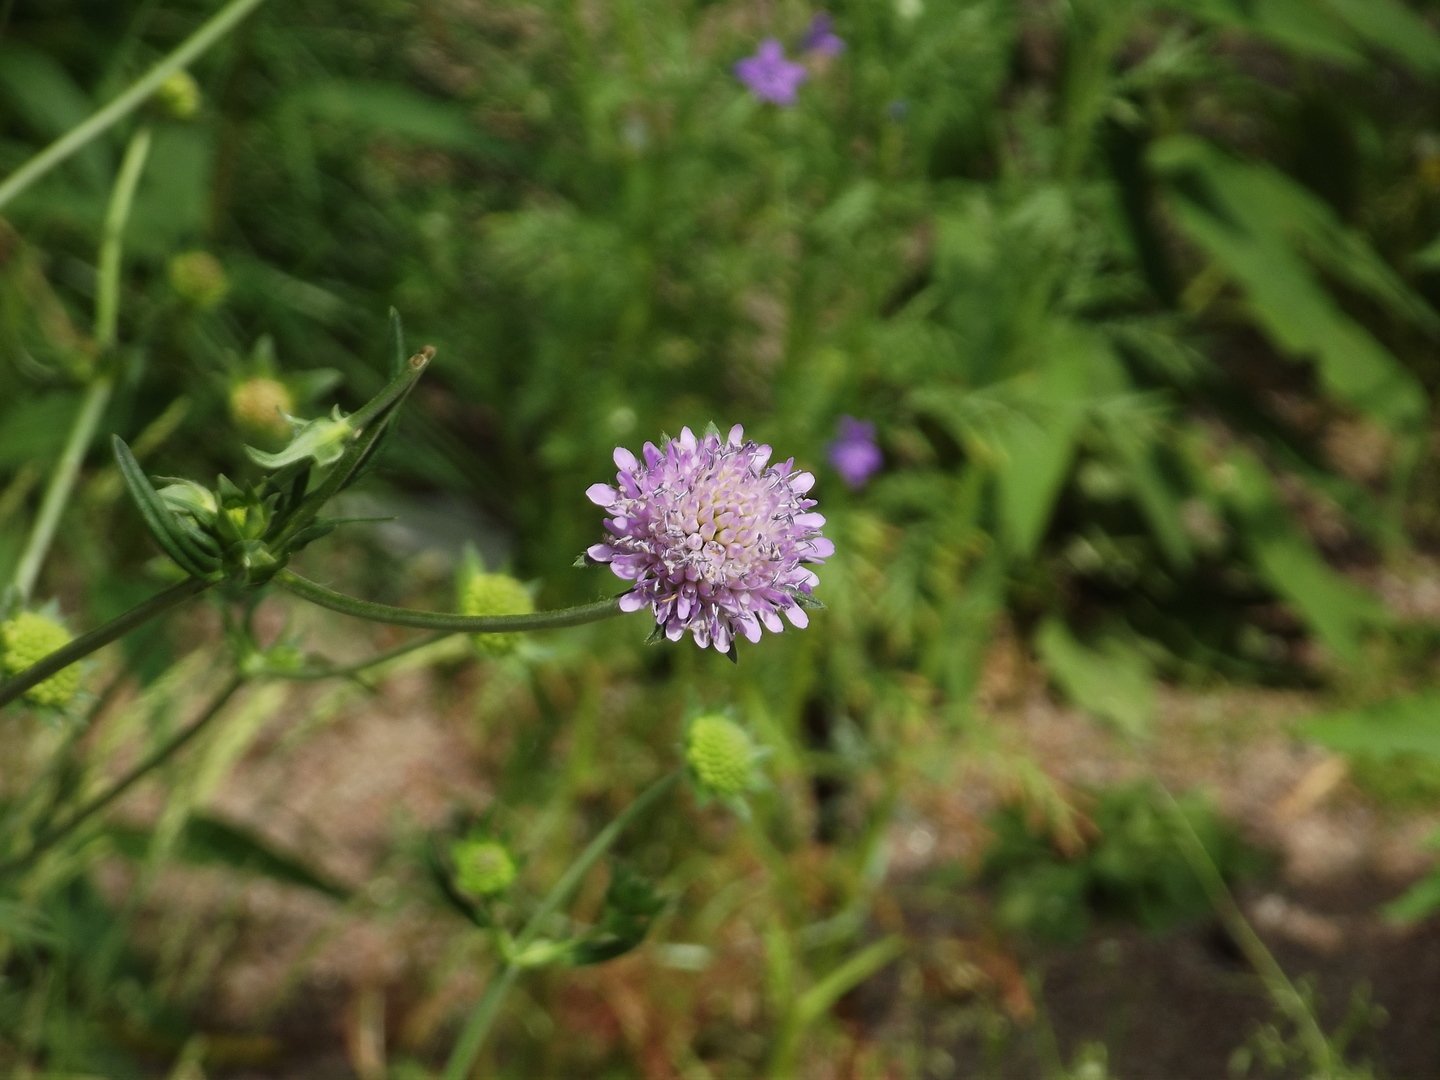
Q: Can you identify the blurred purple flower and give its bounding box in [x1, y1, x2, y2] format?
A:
[829, 416, 883, 489]
[800, 13, 845, 57]
[735, 39, 808, 105]
[587, 425, 833, 653]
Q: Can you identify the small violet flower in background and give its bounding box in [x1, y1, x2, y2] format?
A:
[800, 13, 845, 57]
[735, 39, 808, 105]
[829, 416, 883, 490]
[587, 425, 833, 653]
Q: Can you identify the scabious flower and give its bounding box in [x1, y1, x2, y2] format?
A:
[828, 416, 883, 490]
[799, 13, 845, 57]
[586, 425, 832, 653]
[734, 39, 808, 106]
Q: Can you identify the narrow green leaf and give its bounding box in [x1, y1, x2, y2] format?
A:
[111, 435, 216, 577]
[1222, 448, 1386, 661]
[108, 815, 349, 900]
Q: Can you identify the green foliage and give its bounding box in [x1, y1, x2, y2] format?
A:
[981, 783, 1262, 942]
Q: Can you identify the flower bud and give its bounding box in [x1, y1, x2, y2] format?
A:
[167, 251, 228, 310]
[154, 70, 202, 120]
[459, 572, 534, 656]
[1, 612, 81, 709]
[229, 377, 295, 443]
[685, 713, 761, 798]
[451, 837, 517, 898]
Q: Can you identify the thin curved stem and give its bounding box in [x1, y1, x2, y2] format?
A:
[0, 577, 213, 710]
[1157, 784, 1337, 1074]
[275, 569, 623, 634]
[0, 0, 269, 211]
[0, 673, 244, 878]
[443, 771, 682, 1080]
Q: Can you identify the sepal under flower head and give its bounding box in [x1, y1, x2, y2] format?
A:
[1, 611, 81, 709]
[685, 713, 764, 799]
[245, 406, 354, 470]
[586, 425, 833, 653]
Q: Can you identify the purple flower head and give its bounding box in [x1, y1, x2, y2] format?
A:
[734, 39, 808, 106]
[800, 13, 845, 57]
[829, 416, 883, 489]
[586, 425, 833, 653]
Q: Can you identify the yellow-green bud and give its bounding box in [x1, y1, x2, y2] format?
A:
[1, 612, 81, 709]
[168, 250, 228, 309]
[459, 572, 533, 656]
[229, 377, 296, 443]
[452, 838, 517, 897]
[155, 70, 202, 120]
[685, 714, 758, 798]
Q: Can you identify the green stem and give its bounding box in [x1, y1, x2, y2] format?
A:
[94, 126, 152, 351]
[275, 569, 624, 635]
[11, 380, 112, 604]
[0, 577, 212, 710]
[0, 673, 243, 877]
[443, 771, 682, 1079]
[0, 0, 269, 212]
[10, 128, 152, 604]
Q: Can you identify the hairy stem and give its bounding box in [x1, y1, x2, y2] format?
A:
[275, 569, 623, 634]
[0, 0, 269, 211]
[443, 771, 682, 1079]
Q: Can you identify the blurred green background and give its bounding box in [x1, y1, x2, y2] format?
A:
[3, 0, 1440, 1076]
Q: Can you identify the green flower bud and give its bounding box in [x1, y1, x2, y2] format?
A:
[1, 612, 81, 709]
[154, 70, 202, 120]
[459, 572, 533, 656]
[167, 250, 228, 309]
[685, 713, 760, 798]
[229, 377, 296, 443]
[452, 837, 517, 898]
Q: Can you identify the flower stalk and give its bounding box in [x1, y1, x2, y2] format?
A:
[275, 569, 622, 634]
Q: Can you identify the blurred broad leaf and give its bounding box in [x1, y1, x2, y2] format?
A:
[1036, 617, 1156, 735]
[1301, 692, 1440, 760]
[1152, 137, 1430, 449]
[286, 80, 521, 163]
